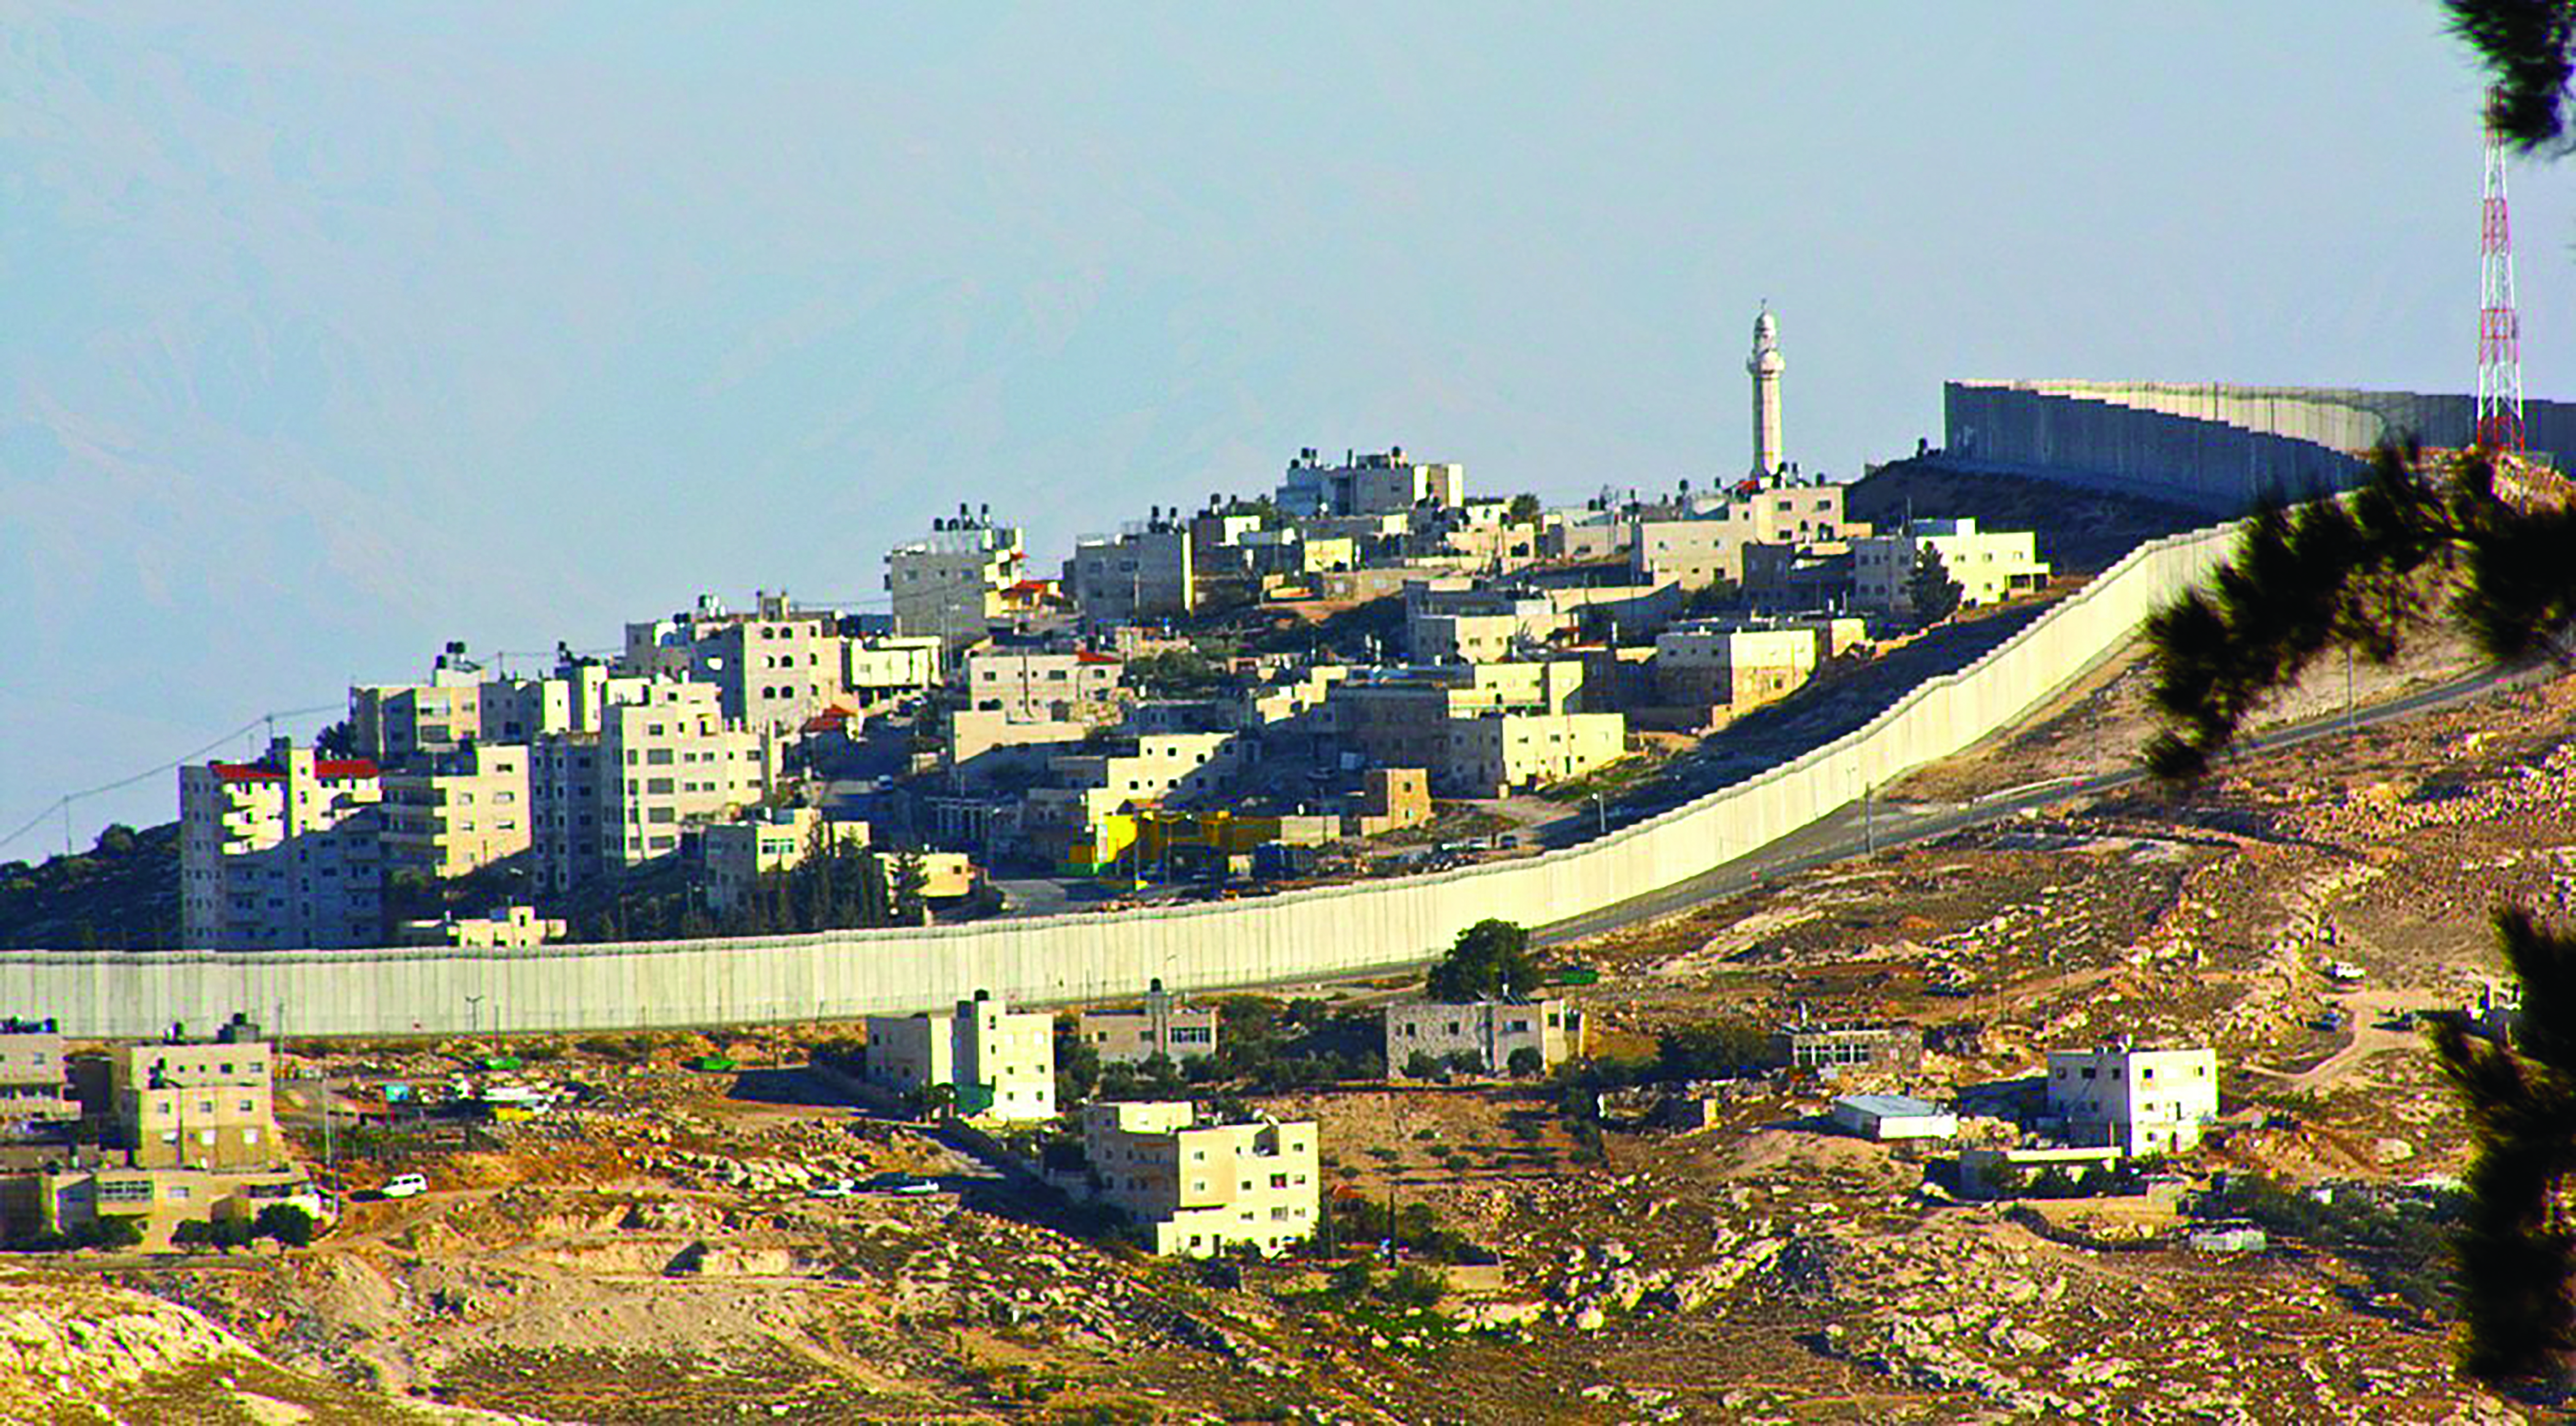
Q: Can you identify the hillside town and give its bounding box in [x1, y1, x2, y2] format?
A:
[166, 313, 2053, 960]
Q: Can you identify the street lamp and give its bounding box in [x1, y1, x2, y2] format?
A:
[465, 994, 484, 1038]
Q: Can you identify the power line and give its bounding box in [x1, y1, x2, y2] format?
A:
[0, 702, 343, 859]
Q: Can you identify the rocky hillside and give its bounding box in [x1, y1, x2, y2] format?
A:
[0, 1270, 495, 1423]
[0, 821, 179, 950]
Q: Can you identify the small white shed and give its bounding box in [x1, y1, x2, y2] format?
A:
[1831, 1093, 1958, 1142]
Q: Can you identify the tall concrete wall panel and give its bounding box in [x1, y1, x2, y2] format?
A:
[0, 516, 2242, 1041]
[1946, 380, 2576, 514]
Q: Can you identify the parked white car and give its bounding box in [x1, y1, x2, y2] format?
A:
[380, 1172, 430, 1200]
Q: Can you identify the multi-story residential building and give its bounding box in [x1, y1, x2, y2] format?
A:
[1384, 998, 1585, 1076]
[1024, 732, 1255, 859]
[863, 990, 1055, 1121]
[1649, 618, 1860, 712]
[688, 807, 871, 913]
[1066, 522, 1195, 628]
[1326, 662, 1611, 795]
[886, 516, 1025, 650]
[965, 648, 1125, 725]
[622, 591, 847, 734]
[1278, 446, 1465, 518]
[1444, 712, 1626, 796]
[1079, 1100, 1319, 1256]
[178, 738, 384, 950]
[0, 1019, 73, 1131]
[107, 1027, 277, 1172]
[844, 634, 945, 701]
[1075, 981, 1220, 1065]
[348, 648, 486, 763]
[1345, 766, 1432, 836]
[2045, 1041, 2218, 1155]
[529, 681, 776, 894]
[378, 742, 530, 881]
[1852, 517, 2051, 611]
[483, 657, 652, 743]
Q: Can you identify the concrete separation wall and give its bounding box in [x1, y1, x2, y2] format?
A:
[0, 518, 2243, 1039]
[1945, 380, 2576, 515]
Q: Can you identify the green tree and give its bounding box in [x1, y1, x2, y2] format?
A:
[2141, 443, 2576, 1388]
[1505, 493, 1543, 524]
[253, 1204, 317, 1247]
[1425, 919, 1538, 1003]
[1907, 543, 1963, 625]
[1404, 1050, 1445, 1080]
[82, 1215, 144, 1251]
[1505, 1046, 1545, 1078]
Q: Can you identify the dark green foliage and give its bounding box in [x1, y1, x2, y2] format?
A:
[2142, 447, 2576, 781]
[1505, 1046, 1545, 1078]
[254, 1203, 316, 1247]
[2449, 0, 2576, 150]
[2426, 911, 2576, 1380]
[1123, 648, 1233, 699]
[79, 1215, 144, 1250]
[1054, 1022, 1102, 1108]
[1096, 1052, 1188, 1103]
[1653, 1020, 1768, 1080]
[1327, 1195, 1495, 1265]
[0, 820, 180, 949]
[1381, 1263, 1448, 1307]
[567, 820, 898, 941]
[313, 719, 359, 757]
[1424, 919, 1538, 1003]
[1404, 1051, 1444, 1080]
[1907, 543, 1964, 624]
[1442, 1050, 1484, 1077]
[2198, 1174, 2459, 1323]
[1505, 493, 1543, 524]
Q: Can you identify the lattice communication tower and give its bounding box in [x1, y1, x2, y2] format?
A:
[2479, 96, 2526, 452]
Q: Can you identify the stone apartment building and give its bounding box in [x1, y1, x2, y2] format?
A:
[108, 1027, 278, 1172]
[4, 1016, 322, 1246]
[1649, 618, 1863, 713]
[2045, 1041, 2218, 1155]
[1444, 712, 1626, 797]
[1074, 981, 1220, 1065]
[864, 990, 1056, 1121]
[378, 741, 531, 880]
[0, 1019, 74, 1131]
[1327, 662, 1618, 796]
[966, 647, 1125, 725]
[687, 807, 872, 913]
[178, 738, 384, 950]
[1851, 517, 2050, 611]
[622, 591, 848, 734]
[1080, 1100, 1319, 1256]
[844, 634, 945, 701]
[529, 680, 776, 894]
[1383, 998, 1585, 1076]
[1278, 446, 1465, 518]
[886, 516, 1025, 650]
[349, 648, 486, 763]
[1067, 523, 1195, 628]
[1023, 732, 1255, 858]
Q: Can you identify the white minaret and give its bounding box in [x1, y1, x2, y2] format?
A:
[1747, 303, 1785, 478]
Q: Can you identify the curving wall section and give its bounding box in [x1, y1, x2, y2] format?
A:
[1945, 379, 2576, 514]
[0, 521, 2242, 1039]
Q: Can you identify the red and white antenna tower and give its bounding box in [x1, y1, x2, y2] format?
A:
[2479, 95, 2526, 452]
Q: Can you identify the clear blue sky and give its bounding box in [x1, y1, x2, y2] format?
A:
[0, 2, 2541, 855]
